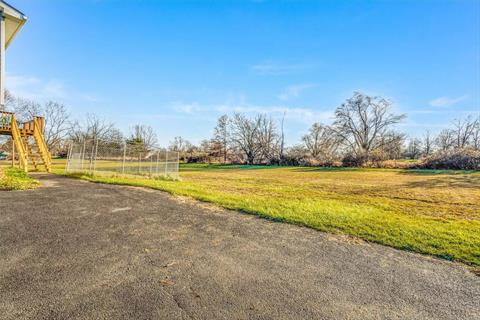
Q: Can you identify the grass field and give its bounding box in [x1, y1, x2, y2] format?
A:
[0, 167, 39, 190]
[44, 159, 480, 267]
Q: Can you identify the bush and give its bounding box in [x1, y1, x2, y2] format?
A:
[421, 148, 480, 170]
[368, 160, 418, 169]
[342, 153, 367, 167]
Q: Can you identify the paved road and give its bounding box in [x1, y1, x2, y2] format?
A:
[0, 174, 478, 320]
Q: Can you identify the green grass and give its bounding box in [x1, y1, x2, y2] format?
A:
[0, 167, 39, 190]
[51, 161, 480, 267]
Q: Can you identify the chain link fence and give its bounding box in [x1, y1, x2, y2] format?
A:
[66, 140, 179, 179]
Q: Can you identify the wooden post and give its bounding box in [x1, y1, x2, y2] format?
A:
[11, 137, 14, 167]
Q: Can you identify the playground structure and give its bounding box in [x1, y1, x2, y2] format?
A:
[0, 111, 52, 172]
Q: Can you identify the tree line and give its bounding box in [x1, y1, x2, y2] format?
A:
[171, 92, 480, 168]
[1, 90, 479, 169]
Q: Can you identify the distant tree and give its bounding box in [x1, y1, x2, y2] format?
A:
[435, 129, 455, 151]
[230, 113, 262, 164]
[423, 130, 433, 156]
[302, 123, 340, 161]
[257, 115, 279, 163]
[127, 124, 158, 152]
[69, 114, 121, 146]
[44, 101, 70, 153]
[3, 89, 15, 111]
[213, 114, 229, 163]
[169, 136, 192, 153]
[374, 131, 406, 160]
[452, 115, 479, 149]
[472, 119, 480, 150]
[405, 138, 423, 159]
[333, 92, 406, 164]
[4, 90, 41, 121]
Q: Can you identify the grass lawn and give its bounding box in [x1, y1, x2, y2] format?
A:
[48, 159, 480, 267]
[0, 167, 39, 190]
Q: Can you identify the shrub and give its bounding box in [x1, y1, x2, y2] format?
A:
[342, 153, 367, 167]
[421, 148, 480, 170]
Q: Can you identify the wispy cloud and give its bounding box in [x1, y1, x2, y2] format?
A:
[79, 94, 101, 102]
[278, 83, 318, 101]
[6, 73, 101, 104]
[250, 61, 317, 76]
[172, 102, 202, 114]
[171, 100, 333, 124]
[429, 95, 468, 107]
[6, 73, 67, 101]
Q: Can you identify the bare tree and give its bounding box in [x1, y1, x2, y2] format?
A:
[69, 114, 120, 145]
[257, 115, 279, 163]
[230, 113, 262, 165]
[405, 138, 423, 159]
[127, 124, 158, 151]
[423, 130, 433, 156]
[44, 105, 69, 150]
[452, 115, 479, 149]
[4, 90, 41, 121]
[213, 114, 229, 163]
[3, 89, 15, 111]
[376, 131, 405, 160]
[435, 129, 455, 151]
[169, 136, 192, 153]
[43, 101, 70, 153]
[333, 92, 406, 164]
[302, 123, 340, 160]
[472, 119, 480, 150]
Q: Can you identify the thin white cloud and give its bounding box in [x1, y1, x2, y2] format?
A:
[278, 83, 318, 101]
[6, 73, 66, 101]
[429, 95, 468, 107]
[250, 61, 317, 76]
[216, 104, 333, 123]
[6, 73, 101, 104]
[172, 102, 202, 114]
[79, 94, 101, 102]
[43, 79, 67, 99]
[171, 100, 333, 124]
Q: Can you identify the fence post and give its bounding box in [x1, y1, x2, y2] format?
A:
[138, 152, 141, 174]
[66, 143, 73, 172]
[92, 139, 99, 175]
[80, 139, 86, 171]
[89, 140, 95, 174]
[122, 142, 126, 175]
[165, 150, 168, 177]
[149, 152, 153, 176]
[156, 151, 159, 175]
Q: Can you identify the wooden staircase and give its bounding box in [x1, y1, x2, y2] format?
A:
[1, 111, 52, 173]
[32, 117, 52, 172]
[10, 114, 28, 172]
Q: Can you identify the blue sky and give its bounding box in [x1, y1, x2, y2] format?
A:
[6, 0, 480, 146]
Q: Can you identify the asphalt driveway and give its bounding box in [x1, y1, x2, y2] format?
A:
[0, 174, 478, 320]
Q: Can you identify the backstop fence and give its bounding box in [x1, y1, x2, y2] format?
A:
[66, 139, 179, 179]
